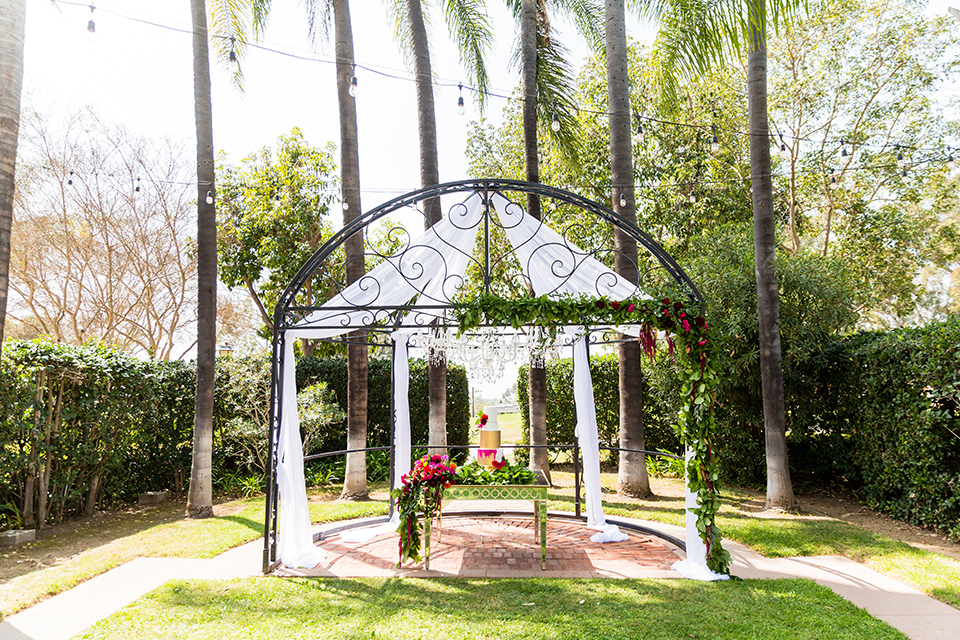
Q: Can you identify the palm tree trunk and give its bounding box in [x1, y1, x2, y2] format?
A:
[187, 0, 217, 519]
[334, 0, 368, 500]
[747, 0, 795, 510]
[0, 0, 27, 356]
[519, 0, 550, 482]
[406, 0, 447, 458]
[605, 0, 650, 498]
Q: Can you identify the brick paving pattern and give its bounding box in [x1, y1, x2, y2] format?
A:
[278, 515, 683, 579]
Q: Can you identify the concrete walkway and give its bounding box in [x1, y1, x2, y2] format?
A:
[1, 513, 958, 640]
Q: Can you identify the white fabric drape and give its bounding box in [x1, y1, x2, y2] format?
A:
[338, 331, 412, 544]
[671, 448, 729, 581]
[288, 194, 483, 339]
[276, 339, 327, 568]
[491, 193, 638, 301]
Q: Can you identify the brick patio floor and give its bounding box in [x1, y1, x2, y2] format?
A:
[278, 515, 683, 579]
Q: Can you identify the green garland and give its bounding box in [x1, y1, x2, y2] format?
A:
[453, 292, 731, 574]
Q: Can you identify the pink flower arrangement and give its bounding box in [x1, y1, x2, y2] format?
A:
[392, 454, 458, 566]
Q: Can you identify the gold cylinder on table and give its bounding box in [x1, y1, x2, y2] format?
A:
[477, 429, 501, 468]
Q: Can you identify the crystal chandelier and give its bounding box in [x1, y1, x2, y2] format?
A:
[412, 326, 561, 383]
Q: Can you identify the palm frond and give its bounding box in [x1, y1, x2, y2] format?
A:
[546, 0, 604, 53]
[533, 22, 582, 163]
[207, 0, 251, 90]
[441, 0, 494, 108]
[301, 0, 333, 47]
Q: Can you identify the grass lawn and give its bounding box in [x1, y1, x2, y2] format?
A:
[544, 474, 960, 610]
[77, 577, 908, 640]
[0, 490, 387, 618]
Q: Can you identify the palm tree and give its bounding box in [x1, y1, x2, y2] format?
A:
[0, 0, 27, 357]
[509, 0, 601, 484]
[330, 0, 369, 499]
[396, 0, 492, 458]
[215, 0, 370, 498]
[187, 0, 218, 518]
[645, 0, 800, 509]
[604, 0, 651, 498]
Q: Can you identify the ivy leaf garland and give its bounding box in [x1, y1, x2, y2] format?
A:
[453, 293, 730, 574]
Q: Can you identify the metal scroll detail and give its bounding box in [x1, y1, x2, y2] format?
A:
[275, 180, 703, 337]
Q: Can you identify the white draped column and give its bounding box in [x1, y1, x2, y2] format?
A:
[671, 447, 729, 581]
[572, 333, 627, 542]
[276, 337, 327, 568]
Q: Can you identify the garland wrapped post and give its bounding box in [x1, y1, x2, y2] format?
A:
[454, 292, 730, 574]
[391, 454, 457, 566]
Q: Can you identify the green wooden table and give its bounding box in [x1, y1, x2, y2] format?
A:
[423, 478, 549, 570]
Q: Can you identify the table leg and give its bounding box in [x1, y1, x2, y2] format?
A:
[540, 500, 547, 569]
[424, 516, 431, 570]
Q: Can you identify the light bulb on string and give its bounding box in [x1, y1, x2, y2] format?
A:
[342, 201, 349, 211]
[689, 189, 697, 204]
[135, 178, 141, 193]
[619, 193, 627, 208]
[896, 148, 904, 168]
[229, 36, 237, 63]
[829, 169, 837, 186]
[348, 75, 358, 98]
[68, 171, 74, 186]
[551, 112, 560, 133]
[779, 134, 787, 153]
[205, 191, 214, 205]
[902, 165, 908, 178]
[840, 138, 848, 158]
[87, 4, 96, 33]
[635, 116, 645, 143]
[710, 125, 720, 154]
[457, 83, 465, 116]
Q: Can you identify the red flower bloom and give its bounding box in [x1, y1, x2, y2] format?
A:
[663, 297, 671, 305]
[611, 300, 621, 310]
[627, 304, 636, 312]
[492, 459, 506, 470]
[674, 301, 683, 312]
[595, 299, 607, 309]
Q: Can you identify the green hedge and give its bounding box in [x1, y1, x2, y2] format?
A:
[295, 354, 470, 461]
[0, 342, 471, 529]
[515, 353, 681, 466]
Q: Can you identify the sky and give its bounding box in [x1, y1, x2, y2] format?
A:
[19, 0, 960, 391]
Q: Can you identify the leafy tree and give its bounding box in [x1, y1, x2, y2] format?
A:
[0, 0, 26, 355]
[10, 110, 199, 359]
[216, 128, 340, 354]
[767, 0, 960, 325]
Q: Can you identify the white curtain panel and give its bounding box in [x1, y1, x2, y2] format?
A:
[288, 194, 484, 339]
[671, 447, 729, 580]
[275, 339, 327, 568]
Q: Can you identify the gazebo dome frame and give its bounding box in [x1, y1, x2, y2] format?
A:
[263, 179, 710, 574]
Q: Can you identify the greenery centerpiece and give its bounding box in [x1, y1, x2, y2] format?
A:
[454, 459, 539, 485]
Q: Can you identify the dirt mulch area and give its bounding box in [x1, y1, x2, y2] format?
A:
[0, 497, 244, 582]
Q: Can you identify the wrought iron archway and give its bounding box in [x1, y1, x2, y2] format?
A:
[263, 179, 704, 572]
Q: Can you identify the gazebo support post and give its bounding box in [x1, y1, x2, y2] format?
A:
[263, 329, 284, 573]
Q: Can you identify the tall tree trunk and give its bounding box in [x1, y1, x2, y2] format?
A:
[335, 0, 368, 499]
[0, 0, 26, 356]
[605, 0, 650, 497]
[747, 0, 795, 510]
[406, 0, 447, 458]
[520, 0, 550, 482]
[187, 0, 217, 518]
